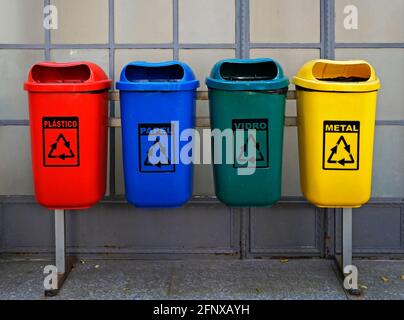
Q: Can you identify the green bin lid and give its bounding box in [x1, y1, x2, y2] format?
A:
[206, 58, 289, 91]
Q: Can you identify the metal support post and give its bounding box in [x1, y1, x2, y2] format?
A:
[335, 208, 361, 296]
[44, 209, 75, 297]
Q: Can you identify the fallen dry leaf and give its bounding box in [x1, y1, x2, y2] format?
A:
[381, 276, 389, 283]
[400, 275, 404, 281]
[255, 288, 263, 294]
[359, 284, 368, 290]
[280, 259, 289, 264]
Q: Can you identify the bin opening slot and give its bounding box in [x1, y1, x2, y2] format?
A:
[313, 62, 371, 82]
[31, 64, 91, 84]
[125, 65, 184, 82]
[220, 61, 278, 81]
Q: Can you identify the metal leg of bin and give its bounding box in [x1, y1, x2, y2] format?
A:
[334, 208, 361, 296]
[44, 209, 75, 297]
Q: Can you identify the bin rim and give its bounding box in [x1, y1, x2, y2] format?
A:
[293, 59, 380, 92]
[24, 61, 112, 93]
[116, 60, 200, 91]
[205, 58, 289, 91]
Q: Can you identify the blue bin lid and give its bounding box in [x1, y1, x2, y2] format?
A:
[116, 61, 199, 91]
[206, 58, 289, 91]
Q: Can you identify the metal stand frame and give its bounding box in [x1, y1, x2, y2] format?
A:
[42, 207, 361, 296]
[44, 209, 75, 297]
[334, 208, 361, 296]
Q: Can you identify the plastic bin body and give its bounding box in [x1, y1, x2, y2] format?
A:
[24, 62, 111, 210]
[294, 59, 380, 208]
[117, 61, 199, 208]
[206, 58, 289, 207]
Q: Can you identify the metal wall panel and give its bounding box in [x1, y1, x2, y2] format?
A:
[335, 204, 404, 255]
[249, 204, 324, 257]
[0, 201, 240, 256]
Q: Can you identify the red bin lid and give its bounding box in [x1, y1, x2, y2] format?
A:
[24, 61, 112, 92]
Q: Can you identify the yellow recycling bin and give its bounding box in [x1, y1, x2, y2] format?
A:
[294, 59, 380, 208]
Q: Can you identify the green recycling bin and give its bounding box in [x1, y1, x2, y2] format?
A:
[206, 58, 289, 207]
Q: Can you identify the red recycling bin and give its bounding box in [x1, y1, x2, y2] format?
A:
[24, 62, 111, 210]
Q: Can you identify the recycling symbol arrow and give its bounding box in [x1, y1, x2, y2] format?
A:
[237, 134, 265, 164]
[327, 135, 355, 166]
[48, 133, 75, 160]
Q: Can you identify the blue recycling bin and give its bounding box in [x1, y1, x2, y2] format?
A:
[117, 61, 199, 208]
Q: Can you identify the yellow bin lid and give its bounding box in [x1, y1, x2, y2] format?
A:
[293, 59, 380, 92]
